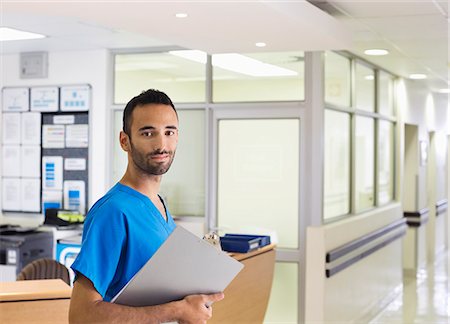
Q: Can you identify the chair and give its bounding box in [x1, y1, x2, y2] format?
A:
[17, 258, 71, 285]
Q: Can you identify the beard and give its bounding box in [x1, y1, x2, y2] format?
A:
[130, 141, 175, 176]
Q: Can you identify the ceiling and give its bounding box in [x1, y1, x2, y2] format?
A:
[1, 0, 448, 92]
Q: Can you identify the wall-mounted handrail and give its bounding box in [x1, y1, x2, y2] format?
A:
[404, 208, 429, 227]
[325, 218, 407, 278]
[436, 199, 447, 217]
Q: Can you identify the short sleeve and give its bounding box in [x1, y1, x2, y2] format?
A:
[71, 204, 126, 298]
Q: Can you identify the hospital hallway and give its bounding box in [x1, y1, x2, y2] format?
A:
[369, 249, 449, 324]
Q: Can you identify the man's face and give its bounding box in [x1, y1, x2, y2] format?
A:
[123, 104, 178, 176]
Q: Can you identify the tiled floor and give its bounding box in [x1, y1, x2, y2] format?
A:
[370, 249, 449, 323]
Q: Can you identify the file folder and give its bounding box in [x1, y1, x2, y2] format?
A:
[112, 226, 244, 307]
[220, 234, 271, 253]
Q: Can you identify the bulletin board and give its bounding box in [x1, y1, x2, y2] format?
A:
[1, 85, 90, 215]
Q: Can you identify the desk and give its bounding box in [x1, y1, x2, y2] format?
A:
[0, 279, 71, 323]
[0, 246, 275, 323]
[210, 244, 276, 324]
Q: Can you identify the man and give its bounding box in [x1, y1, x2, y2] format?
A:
[69, 89, 223, 323]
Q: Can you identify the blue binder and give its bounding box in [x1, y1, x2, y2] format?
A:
[220, 234, 271, 253]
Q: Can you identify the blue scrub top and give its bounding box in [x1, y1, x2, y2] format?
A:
[71, 182, 176, 301]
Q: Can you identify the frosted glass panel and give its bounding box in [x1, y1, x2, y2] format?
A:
[114, 52, 205, 104]
[264, 262, 298, 324]
[378, 71, 395, 116]
[355, 63, 375, 112]
[355, 116, 375, 211]
[112, 110, 206, 216]
[213, 52, 304, 102]
[217, 119, 299, 248]
[161, 110, 205, 216]
[378, 120, 394, 205]
[112, 111, 127, 183]
[324, 110, 350, 219]
[325, 51, 351, 107]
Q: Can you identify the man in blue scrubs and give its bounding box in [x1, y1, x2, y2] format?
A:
[69, 89, 223, 323]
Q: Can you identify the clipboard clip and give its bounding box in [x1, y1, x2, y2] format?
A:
[202, 232, 222, 251]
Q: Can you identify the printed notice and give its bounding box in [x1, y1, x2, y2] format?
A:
[64, 158, 86, 171]
[21, 112, 42, 145]
[42, 156, 63, 190]
[2, 145, 21, 177]
[2, 178, 21, 211]
[2, 87, 29, 112]
[31, 87, 59, 112]
[66, 124, 88, 148]
[64, 180, 85, 213]
[2, 113, 21, 144]
[60, 85, 90, 112]
[42, 190, 63, 214]
[21, 178, 41, 212]
[21, 145, 41, 178]
[42, 124, 65, 148]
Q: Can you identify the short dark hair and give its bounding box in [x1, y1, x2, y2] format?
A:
[122, 89, 177, 136]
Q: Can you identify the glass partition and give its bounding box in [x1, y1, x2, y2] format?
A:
[355, 62, 375, 112]
[114, 52, 206, 104]
[378, 120, 395, 205]
[354, 116, 375, 211]
[324, 110, 350, 219]
[112, 109, 206, 217]
[212, 52, 304, 102]
[217, 118, 299, 248]
[264, 262, 298, 323]
[325, 52, 351, 107]
[378, 71, 395, 116]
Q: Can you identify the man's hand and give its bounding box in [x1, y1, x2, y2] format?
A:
[178, 292, 225, 324]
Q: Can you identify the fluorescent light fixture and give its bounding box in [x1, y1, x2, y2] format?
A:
[437, 88, 450, 93]
[364, 75, 375, 81]
[409, 73, 427, 80]
[255, 42, 266, 47]
[175, 13, 188, 18]
[364, 49, 389, 56]
[169, 50, 207, 64]
[0, 27, 45, 41]
[169, 50, 298, 77]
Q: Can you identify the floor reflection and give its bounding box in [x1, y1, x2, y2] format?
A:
[370, 248, 449, 324]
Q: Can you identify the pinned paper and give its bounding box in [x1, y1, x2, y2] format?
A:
[2, 113, 21, 144]
[2, 87, 29, 112]
[64, 180, 85, 213]
[2, 178, 21, 211]
[65, 124, 88, 148]
[42, 156, 63, 190]
[42, 124, 65, 148]
[21, 178, 41, 212]
[21, 146, 41, 178]
[30, 87, 59, 112]
[42, 190, 63, 215]
[21, 112, 41, 145]
[2, 145, 21, 177]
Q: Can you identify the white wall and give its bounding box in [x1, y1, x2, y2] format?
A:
[0, 49, 110, 213]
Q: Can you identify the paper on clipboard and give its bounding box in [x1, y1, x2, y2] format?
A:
[112, 226, 244, 307]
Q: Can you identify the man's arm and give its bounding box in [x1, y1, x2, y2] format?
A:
[69, 274, 224, 324]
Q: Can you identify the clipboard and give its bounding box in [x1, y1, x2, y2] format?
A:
[111, 226, 244, 306]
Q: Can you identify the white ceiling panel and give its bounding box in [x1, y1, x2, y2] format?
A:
[329, 1, 443, 17]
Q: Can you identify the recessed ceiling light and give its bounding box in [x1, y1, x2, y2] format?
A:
[437, 88, 450, 93]
[175, 13, 188, 18]
[409, 73, 427, 80]
[364, 75, 375, 81]
[0, 27, 45, 41]
[255, 42, 266, 47]
[364, 49, 389, 56]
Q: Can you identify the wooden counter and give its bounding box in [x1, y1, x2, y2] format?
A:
[0, 279, 71, 324]
[210, 244, 276, 324]
[0, 245, 276, 323]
